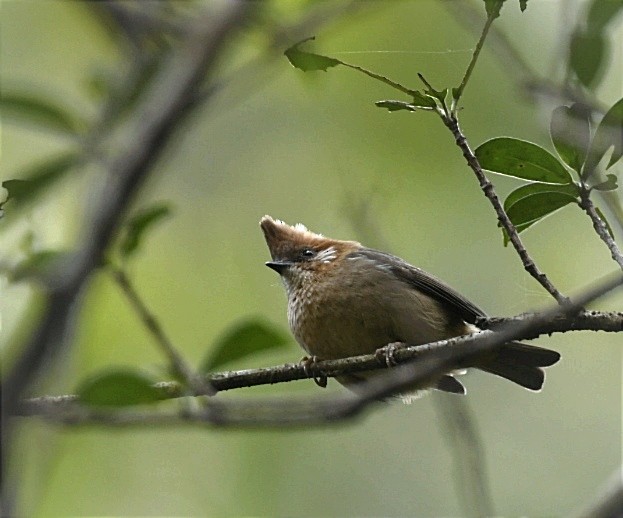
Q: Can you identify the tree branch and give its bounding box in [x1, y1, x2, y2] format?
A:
[442, 113, 570, 304]
[0, 3, 253, 511]
[579, 188, 623, 270]
[13, 303, 623, 423]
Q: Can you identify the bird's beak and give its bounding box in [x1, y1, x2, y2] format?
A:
[265, 260, 292, 274]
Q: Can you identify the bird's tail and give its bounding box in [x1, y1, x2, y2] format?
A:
[477, 341, 560, 391]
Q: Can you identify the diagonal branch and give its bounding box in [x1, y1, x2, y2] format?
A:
[442, 113, 570, 304]
[579, 188, 623, 270]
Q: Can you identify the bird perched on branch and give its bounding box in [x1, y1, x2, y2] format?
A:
[260, 215, 560, 396]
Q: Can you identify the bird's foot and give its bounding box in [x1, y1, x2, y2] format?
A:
[300, 355, 328, 388]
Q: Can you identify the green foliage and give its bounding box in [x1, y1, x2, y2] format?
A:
[475, 137, 573, 184]
[584, 97, 623, 177]
[483, 0, 507, 19]
[592, 174, 618, 192]
[7, 250, 68, 282]
[501, 183, 579, 244]
[119, 202, 172, 259]
[201, 318, 291, 373]
[77, 369, 162, 407]
[284, 37, 340, 72]
[0, 152, 80, 216]
[0, 92, 82, 135]
[568, 0, 623, 88]
[569, 30, 605, 87]
[375, 100, 418, 113]
[550, 104, 591, 174]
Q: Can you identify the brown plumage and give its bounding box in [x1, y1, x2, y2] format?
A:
[260, 215, 560, 395]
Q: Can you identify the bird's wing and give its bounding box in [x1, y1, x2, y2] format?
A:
[350, 248, 486, 323]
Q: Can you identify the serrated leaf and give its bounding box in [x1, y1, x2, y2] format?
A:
[475, 137, 573, 184]
[120, 203, 172, 259]
[569, 29, 605, 88]
[0, 153, 80, 214]
[584, 97, 623, 177]
[284, 37, 340, 72]
[592, 174, 618, 191]
[594, 206, 615, 239]
[501, 184, 578, 244]
[550, 104, 591, 174]
[77, 369, 162, 407]
[201, 318, 291, 373]
[375, 100, 417, 112]
[9, 250, 68, 282]
[1, 92, 81, 134]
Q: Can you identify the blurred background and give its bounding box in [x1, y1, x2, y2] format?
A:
[1, 1, 621, 516]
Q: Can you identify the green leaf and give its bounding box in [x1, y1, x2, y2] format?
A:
[594, 206, 615, 239]
[0, 153, 80, 214]
[550, 104, 591, 174]
[9, 250, 68, 282]
[569, 29, 605, 88]
[592, 174, 618, 192]
[201, 318, 291, 373]
[375, 100, 417, 113]
[504, 182, 579, 212]
[412, 91, 437, 109]
[501, 183, 578, 244]
[475, 137, 573, 184]
[120, 202, 172, 259]
[77, 369, 162, 407]
[587, 0, 623, 31]
[520, 0, 529, 11]
[1, 92, 81, 134]
[584, 97, 623, 177]
[284, 37, 340, 72]
[484, 0, 506, 18]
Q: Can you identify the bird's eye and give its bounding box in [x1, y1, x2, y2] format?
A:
[300, 248, 316, 259]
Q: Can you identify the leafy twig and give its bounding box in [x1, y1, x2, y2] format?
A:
[441, 113, 570, 304]
[452, 9, 497, 108]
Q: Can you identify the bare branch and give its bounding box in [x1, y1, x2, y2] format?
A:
[579, 189, 623, 270]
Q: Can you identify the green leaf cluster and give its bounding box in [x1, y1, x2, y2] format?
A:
[475, 97, 622, 244]
[74, 318, 290, 408]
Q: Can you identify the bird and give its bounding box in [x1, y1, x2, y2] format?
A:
[260, 215, 560, 396]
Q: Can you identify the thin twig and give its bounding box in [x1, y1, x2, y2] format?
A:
[453, 11, 496, 107]
[579, 188, 623, 270]
[110, 268, 210, 394]
[442, 113, 570, 304]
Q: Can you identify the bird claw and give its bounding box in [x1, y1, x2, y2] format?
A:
[300, 355, 328, 388]
[376, 341, 406, 368]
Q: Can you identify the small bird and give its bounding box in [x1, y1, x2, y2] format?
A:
[260, 215, 560, 395]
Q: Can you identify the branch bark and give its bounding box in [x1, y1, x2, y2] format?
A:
[13, 305, 623, 422]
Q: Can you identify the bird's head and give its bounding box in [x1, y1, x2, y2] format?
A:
[260, 215, 360, 290]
